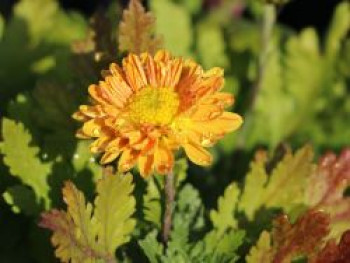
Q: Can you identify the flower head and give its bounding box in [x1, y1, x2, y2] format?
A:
[73, 50, 243, 177]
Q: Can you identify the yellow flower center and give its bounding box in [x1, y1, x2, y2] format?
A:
[129, 86, 180, 126]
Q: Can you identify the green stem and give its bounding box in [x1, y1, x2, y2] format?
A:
[237, 4, 276, 147]
[162, 170, 175, 245]
[252, 3, 276, 108]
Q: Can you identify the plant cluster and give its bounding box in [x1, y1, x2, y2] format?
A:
[0, 0, 349, 262]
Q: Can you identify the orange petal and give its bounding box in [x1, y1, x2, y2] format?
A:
[144, 54, 158, 87]
[154, 142, 174, 175]
[154, 50, 171, 63]
[88, 84, 110, 106]
[122, 130, 143, 145]
[90, 137, 110, 153]
[202, 92, 234, 107]
[191, 112, 243, 136]
[123, 54, 148, 91]
[81, 119, 104, 137]
[183, 142, 212, 166]
[72, 111, 90, 122]
[118, 149, 139, 172]
[100, 151, 120, 164]
[190, 104, 223, 121]
[78, 105, 106, 118]
[138, 155, 154, 177]
[76, 128, 90, 139]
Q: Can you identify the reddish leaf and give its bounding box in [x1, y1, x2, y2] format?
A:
[272, 210, 330, 263]
[311, 230, 350, 263]
[306, 149, 350, 238]
[118, 0, 163, 54]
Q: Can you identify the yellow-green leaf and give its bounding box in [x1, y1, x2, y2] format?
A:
[1, 118, 52, 208]
[40, 173, 136, 263]
[239, 145, 314, 220]
[210, 183, 240, 235]
[246, 231, 273, 263]
[94, 173, 136, 253]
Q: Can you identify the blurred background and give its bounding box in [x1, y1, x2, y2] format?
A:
[0, 0, 349, 262]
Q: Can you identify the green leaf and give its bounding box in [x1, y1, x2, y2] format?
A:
[73, 141, 101, 179]
[94, 173, 136, 253]
[143, 175, 163, 228]
[176, 0, 202, 14]
[166, 184, 205, 261]
[197, 21, 228, 69]
[3, 185, 42, 215]
[1, 118, 52, 208]
[210, 183, 240, 235]
[40, 173, 136, 263]
[139, 230, 164, 263]
[239, 146, 314, 220]
[151, 0, 192, 56]
[143, 159, 188, 228]
[326, 1, 350, 58]
[14, 0, 86, 45]
[201, 229, 245, 263]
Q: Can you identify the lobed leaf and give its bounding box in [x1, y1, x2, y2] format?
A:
[40, 173, 136, 263]
[311, 230, 350, 263]
[239, 145, 314, 219]
[39, 182, 98, 263]
[272, 210, 330, 262]
[119, 0, 162, 54]
[1, 118, 52, 208]
[94, 173, 136, 254]
[305, 148, 350, 239]
[139, 230, 164, 263]
[246, 231, 273, 263]
[247, 210, 331, 263]
[325, 1, 350, 58]
[210, 183, 240, 235]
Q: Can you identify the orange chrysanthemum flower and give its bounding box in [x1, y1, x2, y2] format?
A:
[73, 50, 243, 177]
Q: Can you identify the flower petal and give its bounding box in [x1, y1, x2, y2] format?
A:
[123, 54, 148, 91]
[100, 151, 120, 164]
[118, 149, 139, 172]
[183, 142, 212, 166]
[154, 142, 174, 174]
[138, 155, 154, 177]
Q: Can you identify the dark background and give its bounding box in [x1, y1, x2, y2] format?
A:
[0, 0, 345, 34]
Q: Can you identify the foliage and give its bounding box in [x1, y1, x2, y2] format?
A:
[0, 0, 349, 262]
[39, 173, 136, 263]
[119, 0, 163, 54]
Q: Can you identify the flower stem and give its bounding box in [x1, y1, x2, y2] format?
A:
[237, 4, 276, 147]
[251, 3, 276, 108]
[162, 170, 175, 245]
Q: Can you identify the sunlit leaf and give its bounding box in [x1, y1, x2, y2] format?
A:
[94, 173, 136, 253]
[305, 148, 350, 239]
[246, 231, 273, 263]
[239, 145, 314, 220]
[40, 173, 136, 263]
[1, 118, 52, 208]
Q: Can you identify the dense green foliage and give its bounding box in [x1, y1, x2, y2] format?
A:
[0, 0, 349, 262]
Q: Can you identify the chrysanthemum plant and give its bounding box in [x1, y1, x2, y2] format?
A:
[1, 0, 350, 262]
